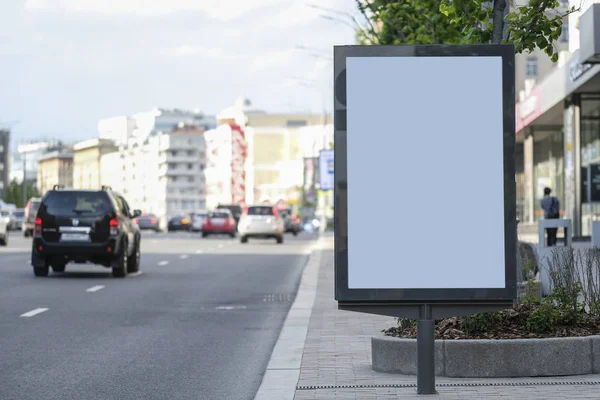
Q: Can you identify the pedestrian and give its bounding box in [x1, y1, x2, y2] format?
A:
[540, 187, 560, 246]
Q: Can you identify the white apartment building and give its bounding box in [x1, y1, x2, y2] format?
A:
[99, 109, 215, 228]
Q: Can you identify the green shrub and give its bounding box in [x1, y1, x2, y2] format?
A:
[396, 318, 416, 330]
[526, 301, 559, 333]
[460, 312, 498, 334]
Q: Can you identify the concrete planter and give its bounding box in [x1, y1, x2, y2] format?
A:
[372, 335, 600, 378]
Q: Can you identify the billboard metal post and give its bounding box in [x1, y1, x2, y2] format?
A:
[417, 304, 435, 394]
[334, 44, 516, 395]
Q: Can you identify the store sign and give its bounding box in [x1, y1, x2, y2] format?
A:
[515, 86, 541, 132]
[569, 57, 592, 83]
[318, 149, 334, 191]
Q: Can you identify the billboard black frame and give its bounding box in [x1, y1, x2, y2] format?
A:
[333, 44, 517, 308]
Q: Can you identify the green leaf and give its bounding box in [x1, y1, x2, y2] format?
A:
[551, 53, 559, 62]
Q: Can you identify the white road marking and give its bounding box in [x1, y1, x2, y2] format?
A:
[130, 271, 143, 277]
[195, 250, 204, 254]
[215, 305, 247, 310]
[20, 308, 49, 318]
[218, 244, 224, 249]
[158, 261, 169, 266]
[180, 255, 189, 259]
[86, 285, 105, 293]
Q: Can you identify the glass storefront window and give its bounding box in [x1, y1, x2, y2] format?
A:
[580, 99, 600, 235]
[516, 142, 525, 222]
[533, 130, 564, 222]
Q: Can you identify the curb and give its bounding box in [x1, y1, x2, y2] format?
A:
[254, 237, 326, 400]
[372, 334, 600, 378]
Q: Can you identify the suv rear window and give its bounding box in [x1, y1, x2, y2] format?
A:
[247, 206, 274, 216]
[218, 205, 242, 215]
[44, 191, 113, 217]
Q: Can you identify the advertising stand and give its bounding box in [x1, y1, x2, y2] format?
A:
[334, 44, 517, 394]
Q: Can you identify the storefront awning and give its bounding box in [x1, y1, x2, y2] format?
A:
[515, 49, 600, 141]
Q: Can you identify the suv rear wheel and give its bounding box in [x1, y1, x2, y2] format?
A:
[127, 237, 140, 273]
[112, 241, 128, 278]
[32, 253, 49, 277]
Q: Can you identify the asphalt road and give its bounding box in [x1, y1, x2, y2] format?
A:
[0, 230, 318, 400]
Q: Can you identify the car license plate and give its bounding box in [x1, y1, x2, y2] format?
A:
[212, 219, 225, 225]
[60, 233, 90, 242]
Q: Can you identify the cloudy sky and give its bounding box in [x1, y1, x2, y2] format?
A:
[0, 0, 358, 145]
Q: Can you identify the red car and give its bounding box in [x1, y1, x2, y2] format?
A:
[202, 209, 236, 238]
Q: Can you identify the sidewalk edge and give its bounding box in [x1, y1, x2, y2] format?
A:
[254, 237, 326, 400]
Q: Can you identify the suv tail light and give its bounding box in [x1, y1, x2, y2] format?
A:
[34, 217, 42, 236]
[110, 218, 119, 236]
[150, 218, 157, 224]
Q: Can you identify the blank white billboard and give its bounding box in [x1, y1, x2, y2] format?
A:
[346, 56, 506, 289]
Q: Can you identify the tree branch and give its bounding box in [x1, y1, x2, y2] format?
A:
[355, 0, 380, 42]
[491, 0, 507, 44]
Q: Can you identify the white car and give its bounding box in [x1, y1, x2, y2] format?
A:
[0, 212, 8, 246]
[238, 205, 285, 244]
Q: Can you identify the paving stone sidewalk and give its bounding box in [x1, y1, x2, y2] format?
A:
[293, 242, 600, 399]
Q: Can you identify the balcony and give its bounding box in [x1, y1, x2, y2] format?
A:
[157, 153, 201, 164]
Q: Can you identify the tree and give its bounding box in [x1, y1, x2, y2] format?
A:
[355, 0, 581, 62]
[2, 179, 40, 207]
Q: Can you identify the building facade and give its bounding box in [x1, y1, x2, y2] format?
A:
[72, 139, 118, 190]
[37, 151, 74, 196]
[9, 140, 64, 188]
[98, 108, 215, 228]
[238, 99, 332, 204]
[516, 1, 600, 237]
[203, 121, 252, 209]
[0, 130, 9, 198]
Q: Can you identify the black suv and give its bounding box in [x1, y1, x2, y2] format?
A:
[31, 186, 142, 278]
[217, 204, 243, 229]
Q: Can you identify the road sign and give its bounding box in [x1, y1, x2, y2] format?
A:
[319, 149, 334, 191]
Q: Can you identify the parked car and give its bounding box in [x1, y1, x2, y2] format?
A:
[167, 213, 193, 232]
[202, 209, 236, 238]
[279, 208, 302, 236]
[0, 210, 16, 231]
[31, 186, 141, 277]
[238, 205, 285, 244]
[217, 204, 243, 229]
[134, 213, 160, 232]
[0, 211, 8, 246]
[22, 197, 42, 237]
[191, 210, 208, 232]
[12, 209, 24, 231]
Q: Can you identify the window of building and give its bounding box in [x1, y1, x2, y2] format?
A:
[526, 57, 538, 78]
[168, 163, 176, 169]
[171, 150, 178, 157]
[171, 176, 178, 182]
[560, 23, 569, 43]
[187, 163, 193, 170]
[187, 150, 194, 156]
